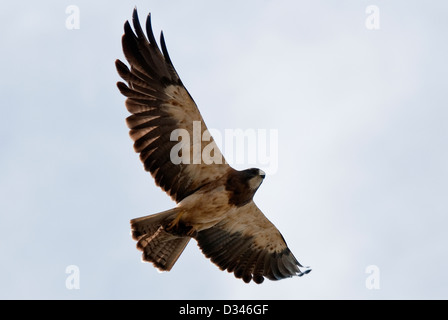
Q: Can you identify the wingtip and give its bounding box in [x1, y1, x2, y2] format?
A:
[297, 267, 312, 277]
[160, 31, 174, 66]
[123, 20, 132, 34]
[145, 10, 158, 46]
[116, 81, 130, 95]
[160, 31, 166, 48]
[115, 58, 127, 69]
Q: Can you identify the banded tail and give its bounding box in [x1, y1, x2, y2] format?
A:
[130, 208, 190, 271]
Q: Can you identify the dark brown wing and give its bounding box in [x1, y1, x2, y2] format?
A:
[195, 201, 311, 284]
[116, 9, 230, 203]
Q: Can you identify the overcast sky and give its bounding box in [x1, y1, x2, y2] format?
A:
[1, 0, 447, 299]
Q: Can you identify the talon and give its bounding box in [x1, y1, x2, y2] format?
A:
[165, 211, 197, 237]
[186, 227, 197, 237]
[166, 211, 184, 232]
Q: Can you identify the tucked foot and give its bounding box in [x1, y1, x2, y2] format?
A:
[186, 226, 197, 237]
[166, 211, 184, 232]
[165, 211, 197, 237]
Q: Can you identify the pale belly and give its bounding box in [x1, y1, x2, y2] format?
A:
[176, 186, 236, 231]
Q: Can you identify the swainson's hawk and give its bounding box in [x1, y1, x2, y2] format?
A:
[116, 9, 311, 284]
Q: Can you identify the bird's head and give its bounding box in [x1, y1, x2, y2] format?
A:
[243, 168, 266, 191]
[226, 168, 266, 207]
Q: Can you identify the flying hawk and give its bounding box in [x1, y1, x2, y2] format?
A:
[115, 9, 311, 284]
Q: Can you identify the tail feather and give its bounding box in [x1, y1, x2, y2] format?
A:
[130, 208, 190, 271]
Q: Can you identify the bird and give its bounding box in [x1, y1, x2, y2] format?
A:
[115, 8, 311, 284]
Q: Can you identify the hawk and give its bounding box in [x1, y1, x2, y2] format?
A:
[116, 9, 311, 284]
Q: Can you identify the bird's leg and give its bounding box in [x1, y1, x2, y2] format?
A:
[166, 210, 184, 232]
[186, 227, 197, 237]
[166, 210, 197, 237]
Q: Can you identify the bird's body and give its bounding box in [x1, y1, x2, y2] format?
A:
[174, 175, 237, 232]
[116, 9, 311, 284]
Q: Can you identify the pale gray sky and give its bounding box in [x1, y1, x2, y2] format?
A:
[1, 0, 447, 299]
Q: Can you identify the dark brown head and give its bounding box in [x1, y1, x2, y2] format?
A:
[226, 168, 266, 207]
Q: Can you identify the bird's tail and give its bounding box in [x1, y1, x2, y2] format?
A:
[130, 208, 190, 271]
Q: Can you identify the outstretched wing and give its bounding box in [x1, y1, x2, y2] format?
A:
[195, 201, 311, 284]
[116, 9, 230, 203]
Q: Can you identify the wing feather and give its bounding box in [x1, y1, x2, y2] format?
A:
[195, 202, 311, 284]
[116, 9, 230, 203]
